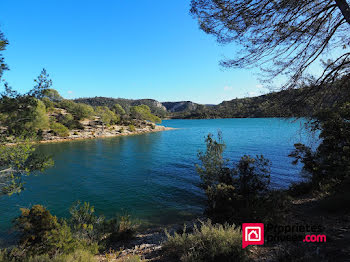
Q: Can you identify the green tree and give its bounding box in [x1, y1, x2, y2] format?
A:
[42, 88, 63, 102]
[69, 201, 105, 243]
[0, 29, 9, 80]
[0, 85, 44, 137]
[130, 104, 161, 123]
[112, 103, 126, 115]
[0, 141, 53, 196]
[197, 133, 271, 223]
[25, 99, 50, 131]
[191, 0, 350, 87]
[50, 122, 70, 137]
[30, 68, 53, 99]
[42, 97, 55, 110]
[59, 99, 77, 112]
[14, 205, 76, 257]
[290, 101, 350, 189]
[73, 103, 94, 120]
[95, 106, 119, 130]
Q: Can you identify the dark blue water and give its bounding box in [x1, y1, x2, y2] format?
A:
[0, 118, 315, 244]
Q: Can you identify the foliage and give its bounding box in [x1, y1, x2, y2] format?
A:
[50, 122, 70, 137]
[128, 125, 136, 132]
[164, 220, 246, 262]
[69, 201, 105, 243]
[95, 106, 119, 127]
[0, 141, 53, 196]
[14, 205, 73, 257]
[42, 89, 63, 102]
[57, 113, 76, 129]
[104, 213, 138, 243]
[116, 255, 144, 262]
[290, 101, 350, 189]
[25, 100, 50, 131]
[130, 105, 161, 123]
[0, 29, 9, 80]
[73, 103, 94, 120]
[171, 77, 350, 119]
[74, 97, 167, 118]
[7, 205, 99, 261]
[30, 69, 53, 99]
[41, 97, 55, 111]
[113, 104, 126, 115]
[58, 99, 77, 112]
[196, 133, 271, 223]
[190, 0, 350, 88]
[196, 132, 226, 188]
[0, 86, 41, 138]
[57, 100, 94, 120]
[25, 249, 97, 262]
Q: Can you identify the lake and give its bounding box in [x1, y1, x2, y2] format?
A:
[0, 118, 315, 244]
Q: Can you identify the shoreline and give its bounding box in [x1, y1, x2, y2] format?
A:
[36, 126, 176, 145]
[5, 126, 176, 146]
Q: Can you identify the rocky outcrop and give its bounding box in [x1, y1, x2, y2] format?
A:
[162, 101, 198, 113]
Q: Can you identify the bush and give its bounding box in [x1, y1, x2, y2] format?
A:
[105, 214, 138, 243]
[10, 205, 99, 261]
[73, 103, 94, 120]
[196, 133, 271, 223]
[26, 249, 97, 262]
[13, 205, 76, 258]
[69, 201, 105, 243]
[163, 220, 247, 262]
[289, 102, 350, 191]
[50, 122, 69, 137]
[128, 125, 136, 132]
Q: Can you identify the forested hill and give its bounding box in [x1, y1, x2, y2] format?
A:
[75, 78, 350, 119]
[74, 97, 167, 118]
[168, 79, 350, 119]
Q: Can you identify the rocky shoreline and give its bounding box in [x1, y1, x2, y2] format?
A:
[37, 124, 175, 144]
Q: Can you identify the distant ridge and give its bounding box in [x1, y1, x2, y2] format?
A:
[74, 77, 350, 119]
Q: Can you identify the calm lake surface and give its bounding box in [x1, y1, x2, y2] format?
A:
[0, 118, 315, 243]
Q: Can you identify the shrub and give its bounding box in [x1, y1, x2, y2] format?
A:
[117, 255, 144, 262]
[69, 201, 105, 243]
[73, 103, 94, 120]
[105, 214, 138, 242]
[196, 133, 271, 223]
[130, 105, 161, 123]
[13, 205, 76, 257]
[26, 249, 97, 262]
[289, 102, 350, 191]
[163, 220, 247, 262]
[11, 205, 99, 260]
[50, 122, 69, 137]
[128, 125, 136, 132]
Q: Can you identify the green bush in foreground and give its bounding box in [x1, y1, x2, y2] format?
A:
[163, 220, 247, 262]
[26, 249, 97, 262]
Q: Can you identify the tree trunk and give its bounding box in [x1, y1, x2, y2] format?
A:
[335, 0, 350, 25]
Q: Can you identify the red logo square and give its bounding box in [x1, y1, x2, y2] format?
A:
[242, 223, 264, 248]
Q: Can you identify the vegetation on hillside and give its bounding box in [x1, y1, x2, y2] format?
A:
[74, 97, 167, 118]
[170, 77, 350, 119]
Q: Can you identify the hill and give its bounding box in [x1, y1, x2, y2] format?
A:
[73, 77, 350, 119]
[74, 97, 167, 118]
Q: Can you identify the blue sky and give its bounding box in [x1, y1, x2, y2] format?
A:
[0, 0, 267, 104]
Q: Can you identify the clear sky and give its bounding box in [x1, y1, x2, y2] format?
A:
[0, 0, 268, 104]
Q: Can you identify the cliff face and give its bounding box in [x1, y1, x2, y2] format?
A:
[162, 101, 199, 112]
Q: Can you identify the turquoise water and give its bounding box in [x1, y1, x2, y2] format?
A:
[0, 118, 315, 244]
